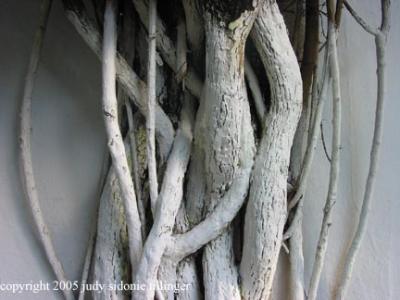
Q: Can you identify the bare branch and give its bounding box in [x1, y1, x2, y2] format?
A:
[62, 0, 174, 160]
[343, 1, 378, 36]
[134, 96, 195, 300]
[132, 0, 202, 99]
[102, 0, 142, 274]
[308, 15, 342, 300]
[18, 1, 74, 299]
[146, 0, 158, 214]
[335, 1, 391, 298]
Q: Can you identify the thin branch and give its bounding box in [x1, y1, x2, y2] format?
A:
[134, 96, 195, 300]
[308, 13, 342, 300]
[335, 1, 391, 298]
[132, 0, 202, 99]
[287, 21, 330, 212]
[343, 1, 378, 36]
[18, 1, 74, 299]
[102, 0, 142, 275]
[146, 0, 158, 214]
[62, 0, 174, 160]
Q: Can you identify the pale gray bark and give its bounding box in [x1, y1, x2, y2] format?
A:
[133, 98, 195, 300]
[92, 150, 132, 300]
[102, 0, 142, 278]
[192, 3, 263, 298]
[335, 1, 391, 298]
[146, 0, 159, 213]
[63, 0, 174, 160]
[285, 47, 330, 300]
[18, 1, 74, 299]
[171, 94, 255, 260]
[173, 19, 201, 300]
[308, 14, 342, 300]
[132, 0, 202, 99]
[240, 1, 302, 299]
[126, 101, 147, 239]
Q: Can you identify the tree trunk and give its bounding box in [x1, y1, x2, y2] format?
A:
[240, 1, 302, 299]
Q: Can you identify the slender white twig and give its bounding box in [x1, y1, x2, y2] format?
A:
[288, 41, 330, 212]
[308, 16, 342, 300]
[102, 0, 142, 274]
[146, 0, 158, 214]
[19, 1, 74, 300]
[335, 1, 390, 299]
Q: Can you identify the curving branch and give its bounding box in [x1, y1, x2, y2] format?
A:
[134, 97, 195, 300]
[335, 1, 391, 299]
[343, 1, 378, 35]
[62, 0, 174, 160]
[308, 4, 342, 298]
[239, 1, 303, 299]
[102, 0, 142, 275]
[18, 1, 74, 299]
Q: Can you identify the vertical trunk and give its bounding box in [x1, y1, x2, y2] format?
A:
[102, 0, 143, 279]
[240, 1, 302, 299]
[192, 2, 263, 298]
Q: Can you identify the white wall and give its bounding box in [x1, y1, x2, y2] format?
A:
[0, 0, 399, 299]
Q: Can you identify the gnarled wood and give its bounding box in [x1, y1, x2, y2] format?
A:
[240, 1, 302, 299]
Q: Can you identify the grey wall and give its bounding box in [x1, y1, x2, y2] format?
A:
[0, 0, 399, 299]
[0, 1, 106, 299]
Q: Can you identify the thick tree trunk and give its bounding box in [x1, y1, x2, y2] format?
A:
[240, 1, 302, 299]
[191, 2, 263, 298]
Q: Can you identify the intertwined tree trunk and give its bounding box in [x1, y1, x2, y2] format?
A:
[19, 0, 391, 299]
